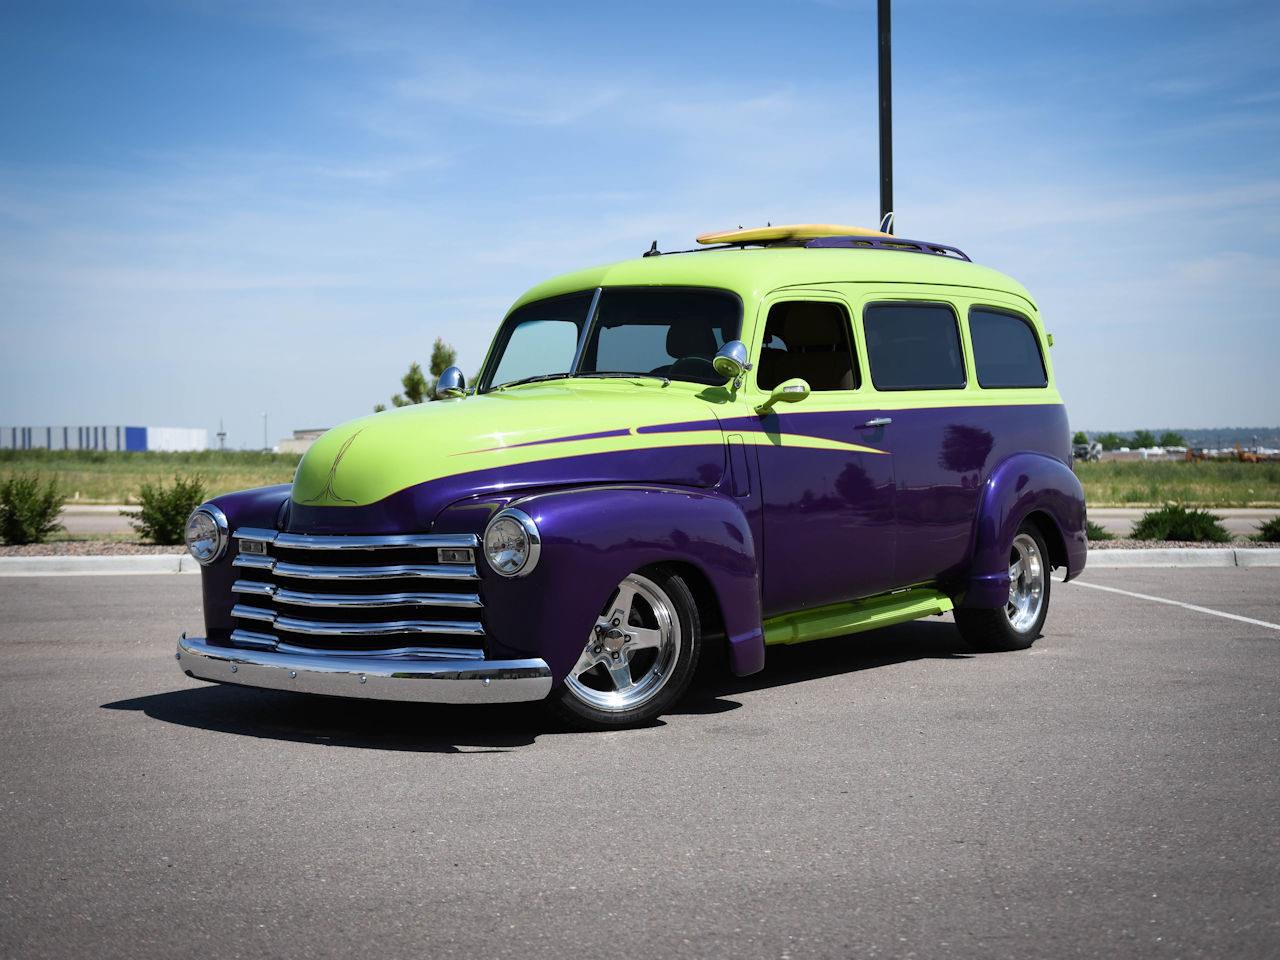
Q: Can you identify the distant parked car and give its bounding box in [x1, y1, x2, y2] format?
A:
[1074, 440, 1102, 462]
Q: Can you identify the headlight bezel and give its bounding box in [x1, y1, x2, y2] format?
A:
[482, 507, 541, 578]
[184, 504, 229, 566]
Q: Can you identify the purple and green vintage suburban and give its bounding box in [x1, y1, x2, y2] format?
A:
[178, 226, 1087, 728]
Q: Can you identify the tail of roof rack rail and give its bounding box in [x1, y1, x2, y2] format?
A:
[804, 235, 971, 261]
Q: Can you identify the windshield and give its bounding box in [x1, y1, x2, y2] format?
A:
[481, 287, 741, 391]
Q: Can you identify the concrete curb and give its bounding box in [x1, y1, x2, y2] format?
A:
[1088, 548, 1280, 568]
[1, 548, 1277, 576]
[0, 554, 195, 576]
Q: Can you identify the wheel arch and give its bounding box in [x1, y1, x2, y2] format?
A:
[640, 559, 730, 674]
[959, 452, 1087, 609]
[1023, 508, 1069, 571]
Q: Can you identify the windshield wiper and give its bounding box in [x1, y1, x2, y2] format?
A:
[492, 373, 576, 391]
[493, 370, 672, 392]
[576, 372, 671, 387]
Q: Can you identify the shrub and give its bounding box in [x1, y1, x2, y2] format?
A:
[1255, 517, 1280, 543]
[128, 474, 207, 545]
[0, 474, 66, 545]
[1130, 504, 1230, 543]
[1086, 520, 1114, 541]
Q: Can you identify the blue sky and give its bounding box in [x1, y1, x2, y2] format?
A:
[1, 0, 1277, 446]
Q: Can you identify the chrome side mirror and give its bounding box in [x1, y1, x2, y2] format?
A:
[435, 366, 466, 400]
[712, 340, 751, 388]
[755, 377, 810, 415]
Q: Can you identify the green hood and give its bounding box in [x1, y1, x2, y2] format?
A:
[292, 380, 728, 508]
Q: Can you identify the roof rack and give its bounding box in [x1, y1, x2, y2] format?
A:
[804, 235, 971, 261]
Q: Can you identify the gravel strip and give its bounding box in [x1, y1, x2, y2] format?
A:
[1090, 538, 1279, 549]
[0, 542, 183, 557]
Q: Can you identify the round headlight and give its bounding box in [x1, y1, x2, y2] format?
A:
[483, 507, 541, 577]
[184, 505, 228, 565]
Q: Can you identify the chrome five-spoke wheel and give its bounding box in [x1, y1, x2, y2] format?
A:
[1006, 531, 1046, 633]
[555, 568, 701, 728]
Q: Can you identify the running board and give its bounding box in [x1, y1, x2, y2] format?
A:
[763, 587, 954, 646]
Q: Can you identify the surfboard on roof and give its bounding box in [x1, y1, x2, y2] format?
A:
[695, 223, 892, 245]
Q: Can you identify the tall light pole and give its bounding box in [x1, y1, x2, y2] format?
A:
[877, 0, 894, 234]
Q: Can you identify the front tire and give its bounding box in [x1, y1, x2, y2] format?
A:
[552, 567, 701, 729]
[955, 523, 1051, 651]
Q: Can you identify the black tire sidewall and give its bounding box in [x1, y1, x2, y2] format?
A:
[954, 520, 1052, 652]
[1011, 522, 1051, 641]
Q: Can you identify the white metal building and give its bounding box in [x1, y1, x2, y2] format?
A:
[0, 425, 209, 452]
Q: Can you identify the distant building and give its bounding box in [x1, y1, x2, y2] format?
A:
[0, 425, 208, 452]
[277, 428, 328, 455]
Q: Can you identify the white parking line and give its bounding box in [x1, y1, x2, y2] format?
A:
[1071, 580, 1280, 632]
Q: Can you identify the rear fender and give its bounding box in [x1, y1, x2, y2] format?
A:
[961, 453, 1087, 608]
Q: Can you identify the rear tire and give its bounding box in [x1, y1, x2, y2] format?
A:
[955, 522, 1051, 652]
[551, 567, 701, 730]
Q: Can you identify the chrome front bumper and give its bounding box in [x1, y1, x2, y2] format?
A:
[176, 635, 553, 704]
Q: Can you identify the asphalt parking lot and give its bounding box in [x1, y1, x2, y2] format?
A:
[1, 569, 1277, 960]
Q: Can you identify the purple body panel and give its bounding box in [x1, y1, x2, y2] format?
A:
[751, 408, 898, 613]
[285, 445, 725, 535]
[197, 402, 1086, 689]
[884, 403, 1074, 587]
[201, 484, 291, 639]
[433, 486, 764, 679]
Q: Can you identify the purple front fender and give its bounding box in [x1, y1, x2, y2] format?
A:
[961, 453, 1088, 608]
[436, 485, 765, 684]
[199, 484, 292, 639]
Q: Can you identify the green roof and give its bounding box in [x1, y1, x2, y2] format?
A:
[512, 246, 1036, 313]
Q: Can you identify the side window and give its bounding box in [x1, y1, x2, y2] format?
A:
[968, 308, 1048, 388]
[756, 301, 859, 391]
[863, 302, 965, 390]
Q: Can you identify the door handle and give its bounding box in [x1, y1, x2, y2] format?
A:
[860, 417, 892, 428]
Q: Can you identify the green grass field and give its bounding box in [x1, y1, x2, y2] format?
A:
[1072, 459, 1280, 507]
[0, 450, 301, 503]
[3, 450, 1278, 507]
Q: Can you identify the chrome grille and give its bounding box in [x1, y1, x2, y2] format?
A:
[227, 527, 485, 655]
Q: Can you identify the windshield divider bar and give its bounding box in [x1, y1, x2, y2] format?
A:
[568, 287, 602, 376]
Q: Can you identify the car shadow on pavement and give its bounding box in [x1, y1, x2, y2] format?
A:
[101, 685, 559, 753]
[677, 617, 975, 713]
[102, 619, 977, 752]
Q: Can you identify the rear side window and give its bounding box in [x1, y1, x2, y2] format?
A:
[969, 308, 1047, 388]
[863, 302, 966, 390]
